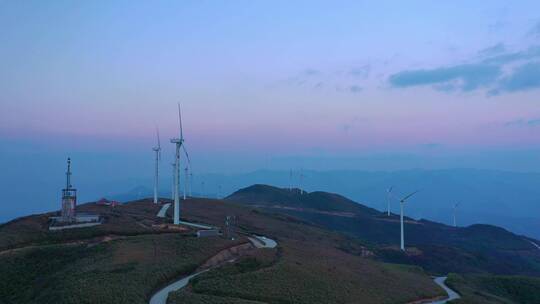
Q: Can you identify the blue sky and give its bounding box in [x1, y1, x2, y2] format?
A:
[1, 1, 540, 221]
[2, 1, 540, 169]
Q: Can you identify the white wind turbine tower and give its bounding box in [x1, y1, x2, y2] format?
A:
[152, 127, 161, 204]
[453, 202, 459, 227]
[386, 186, 394, 216]
[184, 166, 189, 199]
[171, 163, 176, 200]
[189, 172, 193, 197]
[170, 103, 190, 224]
[399, 190, 419, 251]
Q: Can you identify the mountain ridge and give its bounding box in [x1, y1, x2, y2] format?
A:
[226, 184, 540, 275]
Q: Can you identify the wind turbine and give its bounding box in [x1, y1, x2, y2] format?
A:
[289, 169, 293, 191]
[201, 181, 205, 197]
[182, 146, 191, 200]
[453, 202, 459, 227]
[399, 190, 419, 251]
[152, 127, 161, 204]
[299, 169, 305, 195]
[170, 103, 189, 224]
[386, 186, 393, 216]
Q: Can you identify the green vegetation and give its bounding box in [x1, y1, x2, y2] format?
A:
[169, 292, 263, 304]
[0, 202, 165, 251]
[228, 185, 540, 276]
[447, 273, 540, 304]
[170, 241, 443, 304]
[0, 233, 238, 304]
[0, 197, 449, 304]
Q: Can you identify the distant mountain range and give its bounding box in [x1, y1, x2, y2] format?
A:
[104, 168, 540, 239]
[4, 168, 539, 240]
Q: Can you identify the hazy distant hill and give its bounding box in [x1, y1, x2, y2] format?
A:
[198, 169, 540, 240]
[226, 184, 380, 216]
[227, 184, 540, 276]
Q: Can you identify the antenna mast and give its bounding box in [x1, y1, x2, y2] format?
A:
[61, 157, 77, 222]
[66, 157, 72, 189]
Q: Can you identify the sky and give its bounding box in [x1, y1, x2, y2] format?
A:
[1, 1, 540, 220]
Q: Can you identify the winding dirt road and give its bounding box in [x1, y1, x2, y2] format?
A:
[427, 276, 461, 304]
[148, 235, 278, 304]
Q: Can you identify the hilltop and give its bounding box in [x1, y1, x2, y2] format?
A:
[0, 196, 443, 304]
[227, 184, 540, 276]
[227, 184, 380, 216]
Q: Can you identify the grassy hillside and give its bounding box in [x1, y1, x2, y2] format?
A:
[171, 242, 440, 304]
[227, 185, 540, 276]
[447, 273, 540, 304]
[0, 197, 444, 304]
[164, 197, 444, 304]
[0, 233, 239, 304]
[0, 200, 165, 251]
[227, 184, 380, 216]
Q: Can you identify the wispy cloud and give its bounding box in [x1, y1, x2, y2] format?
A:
[348, 65, 371, 78]
[303, 68, 321, 76]
[482, 46, 540, 65]
[388, 42, 540, 95]
[348, 85, 362, 93]
[504, 118, 540, 127]
[528, 21, 540, 38]
[389, 63, 501, 91]
[339, 116, 362, 133]
[281, 67, 370, 95]
[478, 43, 506, 57]
[492, 62, 540, 94]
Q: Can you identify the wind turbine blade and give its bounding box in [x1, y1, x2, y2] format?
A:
[401, 190, 419, 202]
[182, 145, 191, 165]
[387, 186, 393, 193]
[156, 126, 161, 149]
[178, 103, 183, 140]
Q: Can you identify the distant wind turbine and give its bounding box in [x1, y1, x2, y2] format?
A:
[386, 186, 394, 216]
[400, 190, 419, 251]
[152, 127, 161, 204]
[299, 169, 305, 195]
[289, 169, 293, 191]
[201, 181, 205, 197]
[182, 147, 191, 200]
[453, 202, 459, 227]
